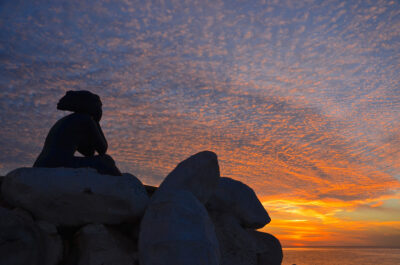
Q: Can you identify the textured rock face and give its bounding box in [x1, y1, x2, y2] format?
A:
[207, 177, 271, 229]
[248, 230, 283, 265]
[0, 207, 44, 265]
[67, 224, 138, 265]
[1, 152, 283, 265]
[139, 190, 220, 265]
[0, 207, 62, 265]
[209, 211, 283, 265]
[37, 220, 63, 265]
[1, 167, 149, 226]
[210, 211, 258, 265]
[156, 151, 220, 204]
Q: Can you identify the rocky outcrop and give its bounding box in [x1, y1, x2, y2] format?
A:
[209, 211, 282, 265]
[37, 220, 64, 265]
[210, 211, 258, 265]
[248, 230, 283, 265]
[67, 224, 138, 265]
[156, 151, 220, 203]
[0, 207, 44, 265]
[139, 190, 220, 265]
[138, 151, 221, 265]
[0, 207, 62, 265]
[207, 177, 271, 229]
[0, 151, 283, 265]
[2, 168, 149, 226]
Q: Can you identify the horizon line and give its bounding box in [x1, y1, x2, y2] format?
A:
[283, 245, 400, 249]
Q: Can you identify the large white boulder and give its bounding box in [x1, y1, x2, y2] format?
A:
[0, 207, 62, 265]
[156, 151, 220, 204]
[139, 190, 220, 265]
[67, 224, 138, 265]
[1, 167, 149, 226]
[206, 177, 270, 229]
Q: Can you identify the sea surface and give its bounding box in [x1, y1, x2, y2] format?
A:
[282, 247, 400, 265]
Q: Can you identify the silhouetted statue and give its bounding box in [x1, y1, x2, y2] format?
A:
[33, 90, 122, 176]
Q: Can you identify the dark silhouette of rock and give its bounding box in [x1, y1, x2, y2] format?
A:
[248, 230, 283, 265]
[36, 220, 64, 265]
[155, 151, 220, 204]
[33, 90, 121, 176]
[139, 190, 220, 265]
[206, 177, 271, 229]
[1, 150, 283, 265]
[139, 151, 221, 265]
[4, 123, 284, 265]
[209, 211, 258, 265]
[209, 211, 283, 265]
[0, 207, 62, 265]
[1, 168, 149, 226]
[66, 224, 138, 265]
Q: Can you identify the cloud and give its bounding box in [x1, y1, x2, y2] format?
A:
[0, 0, 399, 246]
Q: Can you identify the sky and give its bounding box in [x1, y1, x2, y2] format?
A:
[1, 0, 399, 247]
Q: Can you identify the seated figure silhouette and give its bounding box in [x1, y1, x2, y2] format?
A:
[33, 90, 122, 176]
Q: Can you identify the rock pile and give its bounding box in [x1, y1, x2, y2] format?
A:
[0, 151, 282, 265]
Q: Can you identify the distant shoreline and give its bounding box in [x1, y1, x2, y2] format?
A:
[283, 246, 400, 249]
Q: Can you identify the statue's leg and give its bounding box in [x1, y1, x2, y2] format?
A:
[96, 154, 122, 176]
[71, 155, 122, 176]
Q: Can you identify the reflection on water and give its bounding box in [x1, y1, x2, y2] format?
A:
[282, 247, 400, 265]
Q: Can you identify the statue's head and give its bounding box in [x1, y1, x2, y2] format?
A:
[57, 90, 103, 122]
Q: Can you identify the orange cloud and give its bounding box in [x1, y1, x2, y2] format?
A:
[1, 0, 399, 248]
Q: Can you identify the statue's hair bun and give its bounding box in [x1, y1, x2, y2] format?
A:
[57, 90, 102, 115]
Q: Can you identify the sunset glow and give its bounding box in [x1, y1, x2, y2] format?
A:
[1, 0, 399, 247]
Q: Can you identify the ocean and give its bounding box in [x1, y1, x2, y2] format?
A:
[282, 247, 400, 265]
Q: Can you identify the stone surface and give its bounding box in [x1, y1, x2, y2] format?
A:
[156, 151, 220, 204]
[209, 211, 282, 265]
[2, 167, 149, 226]
[139, 190, 220, 265]
[0, 207, 45, 265]
[37, 220, 63, 265]
[206, 177, 271, 229]
[210, 211, 258, 265]
[66, 224, 138, 265]
[247, 230, 283, 265]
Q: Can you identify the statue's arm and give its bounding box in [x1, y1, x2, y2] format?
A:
[88, 119, 108, 155]
[77, 143, 95, 157]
